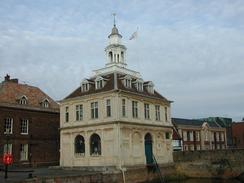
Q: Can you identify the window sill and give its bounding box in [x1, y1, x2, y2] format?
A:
[20, 133, 28, 135]
[75, 153, 85, 157]
[4, 132, 13, 135]
[20, 159, 29, 162]
[90, 154, 101, 157]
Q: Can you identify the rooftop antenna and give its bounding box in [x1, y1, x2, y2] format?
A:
[112, 13, 116, 26]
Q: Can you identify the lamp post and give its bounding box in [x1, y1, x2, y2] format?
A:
[4, 128, 10, 179]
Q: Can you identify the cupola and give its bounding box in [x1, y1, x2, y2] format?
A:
[105, 15, 127, 68]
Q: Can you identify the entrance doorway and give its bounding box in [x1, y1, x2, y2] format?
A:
[144, 133, 153, 165]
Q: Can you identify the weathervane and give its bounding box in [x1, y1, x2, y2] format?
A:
[112, 13, 116, 26]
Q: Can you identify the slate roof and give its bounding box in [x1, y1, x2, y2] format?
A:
[172, 118, 220, 128]
[172, 118, 203, 127]
[64, 73, 170, 103]
[0, 76, 59, 111]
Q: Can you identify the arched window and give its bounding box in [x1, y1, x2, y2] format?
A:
[90, 133, 101, 156]
[109, 52, 113, 62]
[145, 133, 152, 143]
[74, 135, 85, 154]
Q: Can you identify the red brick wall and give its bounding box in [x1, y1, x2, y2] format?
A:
[0, 106, 59, 167]
[232, 122, 244, 148]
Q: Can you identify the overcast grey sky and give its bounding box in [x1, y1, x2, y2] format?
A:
[0, 0, 243, 121]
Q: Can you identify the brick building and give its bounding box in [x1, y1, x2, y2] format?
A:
[172, 118, 227, 151]
[198, 117, 233, 147]
[0, 75, 59, 167]
[232, 122, 244, 148]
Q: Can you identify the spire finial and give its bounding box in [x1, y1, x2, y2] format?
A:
[112, 13, 116, 26]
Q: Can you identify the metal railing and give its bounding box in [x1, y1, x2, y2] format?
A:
[152, 154, 165, 183]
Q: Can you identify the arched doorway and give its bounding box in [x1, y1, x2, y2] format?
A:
[144, 133, 153, 165]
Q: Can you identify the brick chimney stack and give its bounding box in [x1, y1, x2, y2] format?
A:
[4, 74, 19, 83]
[4, 74, 10, 81]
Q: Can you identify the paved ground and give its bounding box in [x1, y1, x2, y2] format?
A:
[0, 167, 97, 183]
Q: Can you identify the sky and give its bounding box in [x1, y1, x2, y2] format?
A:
[0, 0, 243, 121]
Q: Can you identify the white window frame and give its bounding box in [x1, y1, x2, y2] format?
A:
[19, 96, 28, 105]
[146, 82, 154, 94]
[221, 132, 225, 142]
[95, 77, 105, 90]
[155, 105, 160, 121]
[132, 101, 138, 118]
[20, 119, 29, 135]
[137, 82, 143, 92]
[81, 80, 90, 92]
[124, 79, 132, 88]
[96, 80, 103, 89]
[106, 99, 111, 117]
[144, 103, 150, 119]
[91, 102, 98, 119]
[164, 107, 168, 122]
[122, 99, 126, 117]
[76, 104, 83, 121]
[4, 144, 12, 154]
[20, 144, 28, 161]
[4, 118, 13, 134]
[42, 99, 49, 108]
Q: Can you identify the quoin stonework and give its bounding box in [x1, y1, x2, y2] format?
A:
[59, 22, 173, 168]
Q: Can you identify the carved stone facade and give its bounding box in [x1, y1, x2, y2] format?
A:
[60, 23, 173, 168]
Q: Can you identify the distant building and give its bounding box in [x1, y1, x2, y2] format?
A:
[232, 122, 244, 148]
[60, 22, 173, 168]
[198, 117, 233, 147]
[172, 124, 182, 151]
[172, 118, 227, 151]
[0, 75, 59, 167]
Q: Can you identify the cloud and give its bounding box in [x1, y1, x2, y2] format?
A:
[0, 0, 243, 121]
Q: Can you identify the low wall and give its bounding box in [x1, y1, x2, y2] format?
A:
[19, 149, 244, 183]
[173, 149, 244, 179]
[22, 164, 176, 183]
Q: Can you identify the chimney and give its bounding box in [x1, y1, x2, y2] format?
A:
[4, 74, 18, 84]
[4, 74, 10, 81]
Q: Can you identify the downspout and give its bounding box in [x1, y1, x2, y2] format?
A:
[118, 122, 126, 183]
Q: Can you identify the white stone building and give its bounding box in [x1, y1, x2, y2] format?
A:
[59, 22, 173, 168]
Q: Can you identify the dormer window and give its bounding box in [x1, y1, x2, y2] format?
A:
[134, 79, 144, 92]
[19, 95, 28, 105]
[95, 76, 106, 90]
[41, 99, 50, 108]
[96, 80, 103, 89]
[123, 75, 132, 88]
[137, 82, 143, 92]
[145, 81, 154, 94]
[125, 79, 131, 88]
[81, 80, 90, 92]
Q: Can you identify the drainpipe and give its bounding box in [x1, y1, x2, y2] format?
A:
[119, 166, 126, 183]
[118, 122, 126, 183]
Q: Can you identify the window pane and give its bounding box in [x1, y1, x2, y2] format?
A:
[106, 99, 111, 117]
[20, 144, 28, 161]
[122, 99, 126, 117]
[20, 119, 28, 134]
[75, 135, 85, 154]
[90, 134, 101, 155]
[4, 118, 13, 134]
